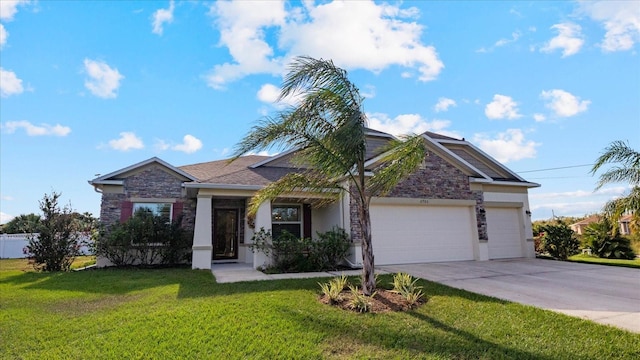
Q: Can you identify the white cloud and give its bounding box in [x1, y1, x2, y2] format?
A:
[533, 113, 546, 122]
[0, 212, 14, 224]
[0, 0, 29, 21]
[434, 97, 456, 112]
[0, 24, 7, 48]
[2, 120, 71, 136]
[108, 132, 144, 151]
[540, 22, 584, 57]
[206, 1, 444, 89]
[540, 89, 590, 117]
[154, 139, 170, 152]
[0, 68, 23, 97]
[530, 186, 629, 200]
[476, 31, 521, 53]
[83, 59, 124, 99]
[172, 134, 202, 154]
[580, 1, 640, 52]
[151, 0, 175, 35]
[484, 94, 521, 120]
[256, 83, 304, 109]
[360, 85, 376, 99]
[473, 129, 539, 163]
[1, 194, 14, 201]
[367, 112, 458, 138]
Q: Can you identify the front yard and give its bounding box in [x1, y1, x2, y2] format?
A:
[1, 259, 638, 359]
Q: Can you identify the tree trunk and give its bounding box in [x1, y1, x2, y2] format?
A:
[359, 200, 376, 295]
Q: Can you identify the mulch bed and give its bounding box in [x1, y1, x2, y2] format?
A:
[320, 288, 426, 313]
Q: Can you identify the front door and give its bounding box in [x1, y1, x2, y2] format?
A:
[214, 209, 238, 260]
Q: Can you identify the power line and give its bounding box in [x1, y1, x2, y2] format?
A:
[516, 164, 594, 174]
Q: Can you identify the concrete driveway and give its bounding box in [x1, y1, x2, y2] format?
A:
[380, 258, 640, 333]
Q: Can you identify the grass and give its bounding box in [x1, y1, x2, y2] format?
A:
[0, 256, 96, 272]
[568, 254, 640, 269]
[1, 259, 639, 359]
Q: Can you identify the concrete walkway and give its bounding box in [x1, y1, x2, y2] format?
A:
[211, 263, 366, 283]
[380, 258, 640, 334]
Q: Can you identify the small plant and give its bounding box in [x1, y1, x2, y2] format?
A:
[391, 272, 424, 307]
[584, 220, 636, 259]
[539, 221, 580, 260]
[348, 285, 376, 313]
[319, 275, 349, 304]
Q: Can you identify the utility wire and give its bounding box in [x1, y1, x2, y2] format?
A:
[516, 164, 594, 174]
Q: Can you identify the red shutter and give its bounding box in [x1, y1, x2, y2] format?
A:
[172, 201, 183, 223]
[303, 204, 312, 239]
[120, 201, 133, 222]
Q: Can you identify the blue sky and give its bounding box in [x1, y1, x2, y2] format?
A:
[1, 0, 639, 223]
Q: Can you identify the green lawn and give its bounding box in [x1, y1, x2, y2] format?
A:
[1, 260, 639, 359]
[568, 254, 640, 269]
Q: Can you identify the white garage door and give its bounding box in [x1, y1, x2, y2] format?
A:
[370, 205, 475, 265]
[486, 207, 523, 259]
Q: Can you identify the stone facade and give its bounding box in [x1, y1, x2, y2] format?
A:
[99, 165, 196, 230]
[350, 150, 487, 243]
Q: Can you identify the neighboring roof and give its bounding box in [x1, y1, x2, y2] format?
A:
[619, 214, 633, 223]
[89, 157, 197, 186]
[571, 215, 602, 227]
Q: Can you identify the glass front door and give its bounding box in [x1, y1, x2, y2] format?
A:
[214, 209, 238, 260]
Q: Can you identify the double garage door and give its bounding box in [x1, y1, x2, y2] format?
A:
[370, 204, 475, 265]
[370, 204, 524, 265]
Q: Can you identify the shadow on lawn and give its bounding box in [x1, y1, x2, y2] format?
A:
[279, 305, 556, 360]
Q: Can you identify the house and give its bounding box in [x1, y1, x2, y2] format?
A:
[570, 215, 602, 235]
[619, 214, 634, 235]
[89, 129, 540, 269]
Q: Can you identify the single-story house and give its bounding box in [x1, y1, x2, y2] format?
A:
[89, 129, 540, 269]
[570, 215, 602, 235]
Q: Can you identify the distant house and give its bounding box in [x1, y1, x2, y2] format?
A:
[89, 129, 540, 269]
[619, 214, 634, 235]
[570, 215, 602, 235]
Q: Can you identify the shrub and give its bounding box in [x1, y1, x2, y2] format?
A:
[319, 275, 349, 304]
[95, 210, 192, 266]
[391, 272, 424, 308]
[539, 221, 580, 260]
[309, 226, 350, 270]
[24, 192, 87, 272]
[584, 220, 635, 259]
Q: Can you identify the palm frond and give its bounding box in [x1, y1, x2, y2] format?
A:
[602, 186, 640, 225]
[591, 140, 640, 189]
[367, 134, 428, 197]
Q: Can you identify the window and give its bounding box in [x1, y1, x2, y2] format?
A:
[271, 204, 302, 239]
[133, 203, 172, 223]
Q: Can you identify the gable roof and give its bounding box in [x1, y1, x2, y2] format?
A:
[89, 157, 197, 186]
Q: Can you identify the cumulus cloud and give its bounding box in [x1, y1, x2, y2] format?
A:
[206, 1, 444, 89]
[2, 121, 71, 136]
[0, 0, 29, 21]
[367, 113, 458, 138]
[540, 89, 590, 117]
[476, 31, 521, 53]
[473, 129, 539, 163]
[172, 134, 202, 154]
[83, 59, 124, 99]
[540, 22, 584, 57]
[151, 0, 175, 35]
[484, 94, 521, 120]
[533, 113, 546, 122]
[0, 24, 7, 48]
[108, 132, 144, 151]
[256, 83, 304, 109]
[0, 212, 14, 224]
[580, 1, 640, 52]
[0, 68, 23, 97]
[434, 97, 456, 112]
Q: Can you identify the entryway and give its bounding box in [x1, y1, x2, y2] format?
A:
[214, 209, 238, 260]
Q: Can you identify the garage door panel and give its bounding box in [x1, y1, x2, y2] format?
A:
[370, 205, 475, 265]
[486, 207, 523, 259]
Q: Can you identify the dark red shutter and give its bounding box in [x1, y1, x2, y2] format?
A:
[172, 201, 183, 222]
[303, 204, 312, 239]
[120, 201, 133, 222]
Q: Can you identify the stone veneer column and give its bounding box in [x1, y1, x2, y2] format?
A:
[252, 201, 272, 269]
[192, 195, 213, 269]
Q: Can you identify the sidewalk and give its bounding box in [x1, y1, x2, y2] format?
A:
[211, 263, 374, 283]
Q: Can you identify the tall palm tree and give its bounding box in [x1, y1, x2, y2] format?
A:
[591, 140, 640, 231]
[232, 56, 427, 295]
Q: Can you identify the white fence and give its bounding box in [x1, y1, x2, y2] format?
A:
[0, 233, 92, 259]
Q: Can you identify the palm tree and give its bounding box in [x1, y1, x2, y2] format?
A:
[232, 56, 427, 295]
[591, 140, 640, 231]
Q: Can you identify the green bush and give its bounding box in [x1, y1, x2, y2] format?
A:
[539, 221, 580, 260]
[584, 220, 635, 259]
[249, 226, 351, 273]
[96, 210, 192, 267]
[24, 192, 86, 272]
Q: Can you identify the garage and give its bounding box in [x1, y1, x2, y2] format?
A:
[370, 204, 475, 265]
[486, 207, 524, 259]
